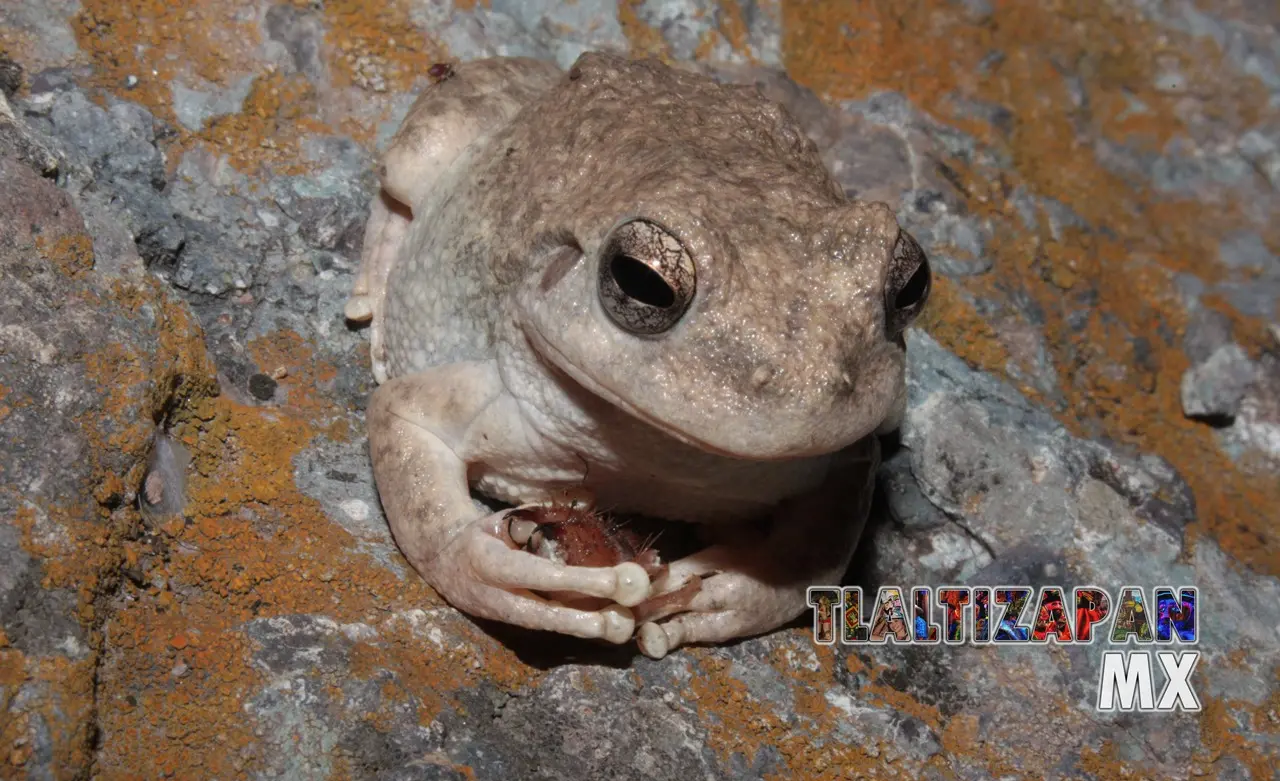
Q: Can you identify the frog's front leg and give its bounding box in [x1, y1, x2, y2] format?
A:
[368, 361, 651, 643]
[634, 438, 880, 659]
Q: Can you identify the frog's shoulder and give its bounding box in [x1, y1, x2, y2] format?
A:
[381, 57, 563, 210]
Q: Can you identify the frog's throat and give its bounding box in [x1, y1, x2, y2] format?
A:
[518, 324, 765, 462]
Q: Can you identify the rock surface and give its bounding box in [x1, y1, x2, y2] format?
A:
[0, 1, 1277, 779]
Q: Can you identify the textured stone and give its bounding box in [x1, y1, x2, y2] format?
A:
[1181, 343, 1259, 422]
[0, 152, 213, 780]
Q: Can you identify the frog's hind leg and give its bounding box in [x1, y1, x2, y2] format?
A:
[346, 190, 411, 383]
[346, 57, 563, 384]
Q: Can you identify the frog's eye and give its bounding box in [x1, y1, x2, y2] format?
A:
[884, 229, 931, 336]
[597, 220, 696, 335]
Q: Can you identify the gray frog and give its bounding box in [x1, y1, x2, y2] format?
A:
[346, 52, 930, 659]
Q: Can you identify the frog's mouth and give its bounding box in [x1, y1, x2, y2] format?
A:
[520, 324, 834, 463]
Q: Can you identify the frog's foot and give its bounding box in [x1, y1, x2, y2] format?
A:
[471, 507, 651, 607]
[633, 547, 806, 659]
[346, 190, 408, 322]
[346, 190, 411, 383]
[634, 437, 882, 659]
[430, 509, 650, 643]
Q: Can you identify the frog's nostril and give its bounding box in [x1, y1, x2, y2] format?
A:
[885, 230, 931, 336]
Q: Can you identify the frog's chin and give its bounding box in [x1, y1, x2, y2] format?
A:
[519, 324, 748, 459]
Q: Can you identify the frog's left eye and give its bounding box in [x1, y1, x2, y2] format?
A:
[597, 220, 696, 336]
[885, 229, 930, 337]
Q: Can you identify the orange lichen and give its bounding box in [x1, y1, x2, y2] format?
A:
[35, 232, 95, 280]
[310, 0, 448, 94]
[915, 276, 1015, 382]
[246, 329, 348, 428]
[667, 645, 911, 777]
[0, 656, 97, 775]
[712, 0, 754, 61]
[620, 0, 760, 64]
[620, 0, 679, 63]
[72, 0, 449, 177]
[194, 68, 325, 176]
[3, 273, 219, 777]
[83, 323, 544, 774]
[1078, 689, 1280, 779]
[74, 0, 262, 126]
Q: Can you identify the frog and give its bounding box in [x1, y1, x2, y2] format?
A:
[345, 52, 931, 659]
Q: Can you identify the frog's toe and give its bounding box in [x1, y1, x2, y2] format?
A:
[636, 608, 753, 660]
[637, 612, 745, 659]
[344, 294, 374, 322]
[635, 571, 804, 659]
[632, 575, 703, 624]
[459, 580, 637, 643]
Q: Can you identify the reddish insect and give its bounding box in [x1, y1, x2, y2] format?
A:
[507, 502, 702, 620]
[427, 62, 455, 83]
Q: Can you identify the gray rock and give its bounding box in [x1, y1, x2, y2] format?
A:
[856, 330, 1280, 778]
[634, 0, 782, 66]
[0, 0, 83, 74]
[1182, 307, 1235, 365]
[293, 436, 404, 576]
[243, 614, 452, 780]
[171, 75, 256, 133]
[1219, 231, 1278, 271]
[878, 446, 950, 532]
[27, 87, 186, 268]
[1237, 128, 1280, 189]
[420, 0, 629, 69]
[0, 90, 60, 177]
[913, 211, 993, 277]
[637, 0, 727, 62]
[1181, 343, 1259, 422]
[0, 52, 22, 97]
[1219, 352, 1280, 463]
[264, 4, 329, 85]
[835, 92, 1008, 278]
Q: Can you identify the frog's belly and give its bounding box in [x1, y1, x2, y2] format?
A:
[470, 456, 831, 525]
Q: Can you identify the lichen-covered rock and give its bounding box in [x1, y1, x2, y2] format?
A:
[0, 150, 215, 777]
[0, 90, 59, 178]
[863, 331, 1280, 778]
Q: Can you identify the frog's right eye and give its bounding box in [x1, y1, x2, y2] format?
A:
[597, 220, 696, 336]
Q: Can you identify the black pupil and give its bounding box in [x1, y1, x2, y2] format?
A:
[610, 255, 675, 308]
[895, 262, 929, 310]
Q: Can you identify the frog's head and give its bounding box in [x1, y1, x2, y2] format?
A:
[513, 53, 930, 461]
